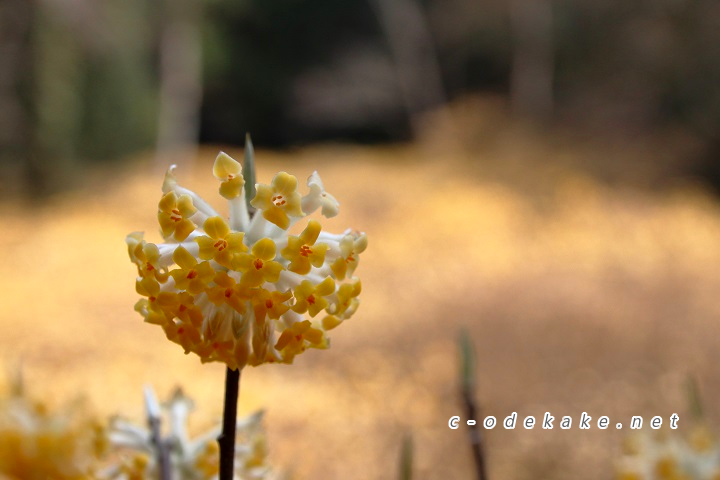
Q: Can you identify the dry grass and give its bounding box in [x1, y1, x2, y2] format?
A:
[2, 126, 720, 478]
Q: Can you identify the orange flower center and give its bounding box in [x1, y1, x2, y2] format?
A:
[300, 245, 312, 257]
[253, 258, 264, 270]
[170, 209, 182, 222]
[214, 239, 228, 251]
[271, 195, 286, 206]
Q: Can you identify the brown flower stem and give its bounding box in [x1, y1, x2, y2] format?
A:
[219, 366, 241, 479]
[462, 386, 488, 480]
[459, 331, 488, 480]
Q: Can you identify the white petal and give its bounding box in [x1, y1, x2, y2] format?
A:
[143, 385, 161, 420]
[229, 195, 250, 232]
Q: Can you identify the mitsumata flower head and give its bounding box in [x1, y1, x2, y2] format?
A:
[127, 151, 366, 369]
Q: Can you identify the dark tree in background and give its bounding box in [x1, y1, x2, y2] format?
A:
[200, 0, 389, 146]
[1, 0, 158, 196]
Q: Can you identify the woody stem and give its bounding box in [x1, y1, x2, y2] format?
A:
[218, 366, 241, 479]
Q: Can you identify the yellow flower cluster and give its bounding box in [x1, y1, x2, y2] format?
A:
[0, 384, 105, 479]
[617, 424, 720, 480]
[127, 152, 366, 369]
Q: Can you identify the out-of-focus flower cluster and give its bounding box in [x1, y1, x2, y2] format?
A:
[100, 387, 274, 480]
[616, 424, 720, 480]
[127, 151, 366, 369]
[0, 381, 276, 479]
[0, 381, 104, 479]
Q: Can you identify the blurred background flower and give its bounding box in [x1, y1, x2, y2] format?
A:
[616, 424, 720, 480]
[1, 0, 720, 478]
[0, 375, 103, 479]
[100, 387, 274, 480]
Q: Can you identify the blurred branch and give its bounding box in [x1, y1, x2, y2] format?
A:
[399, 434, 413, 480]
[144, 386, 172, 480]
[155, 0, 203, 169]
[459, 330, 488, 480]
[686, 375, 704, 421]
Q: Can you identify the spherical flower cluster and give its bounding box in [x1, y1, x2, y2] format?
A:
[100, 388, 273, 480]
[127, 152, 366, 369]
[617, 424, 720, 480]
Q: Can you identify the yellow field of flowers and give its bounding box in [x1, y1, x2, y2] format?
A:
[2, 132, 720, 479]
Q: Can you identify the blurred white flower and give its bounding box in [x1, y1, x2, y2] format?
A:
[616, 424, 720, 480]
[101, 387, 274, 480]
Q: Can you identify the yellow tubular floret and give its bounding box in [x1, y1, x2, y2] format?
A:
[213, 152, 245, 199]
[196, 216, 247, 267]
[206, 272, 248, 314]
[330, 232, 367, 280]
[250, 172, 303, 229]
[234, 238, 283, 288]
[321, 314, 343, 330]
[168, 247, 214, 294]
[292, 277, 335, 317]
[252, 289, 292, 322]
[275, 320, 327, 362]
[158, 192, 197, 241]
[281, 220, 328, 275]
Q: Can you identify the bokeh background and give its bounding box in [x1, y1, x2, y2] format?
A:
[2, 0, 720, 478]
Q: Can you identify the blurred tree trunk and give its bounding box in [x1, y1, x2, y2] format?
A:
[155, 0, 203, 169]
[0, 0, 33, 196]
[509, 0, 554, 122]
[29, 0, 84, 196]
[369, 0, 452, 140]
